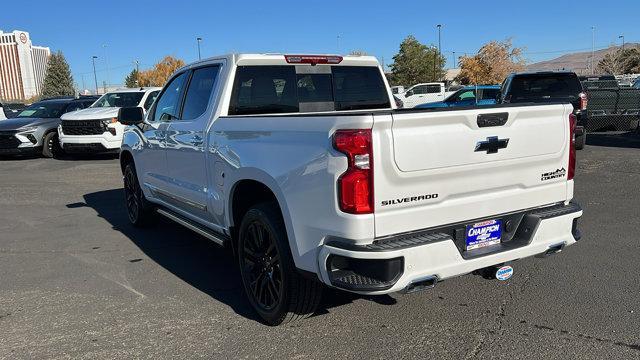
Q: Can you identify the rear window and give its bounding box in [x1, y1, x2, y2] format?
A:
[509, 74, 582, 102]
[229, 65, 390, 115]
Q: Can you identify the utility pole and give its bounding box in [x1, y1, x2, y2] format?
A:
[619, 35, 625, 51]
[102, 44, 110, 88]
[591, 26, 596, 75]
[196, 37, 202, 60]
[452, 51, 456, 68]
[91, 56, 98, 95]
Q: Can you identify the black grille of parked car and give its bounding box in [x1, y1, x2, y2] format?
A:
[61, 120, 105, 135]
[0, 131, 20, 149]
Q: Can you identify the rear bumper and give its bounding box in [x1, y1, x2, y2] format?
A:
[318, 202, 583, 294]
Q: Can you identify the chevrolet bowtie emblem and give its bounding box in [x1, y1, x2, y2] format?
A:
[475, 136, 509, 154]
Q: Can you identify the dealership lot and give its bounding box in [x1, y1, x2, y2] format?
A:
[0, 135, 639, 359]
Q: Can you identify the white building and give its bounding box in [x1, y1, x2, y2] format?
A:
[0, 30, 51, 101]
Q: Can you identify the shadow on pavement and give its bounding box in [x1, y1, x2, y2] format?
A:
[586, 131, 640, 149]
[74, 189, 396, 324]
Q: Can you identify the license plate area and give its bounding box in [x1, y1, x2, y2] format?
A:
[465, 219, 502, 251]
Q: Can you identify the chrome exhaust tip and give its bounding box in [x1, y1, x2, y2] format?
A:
[402, 276, 438, 294]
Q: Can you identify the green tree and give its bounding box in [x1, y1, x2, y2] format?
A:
[41, 51, 75, 98]
[389, 35, 445, 86]
[124, 68, 140, 88]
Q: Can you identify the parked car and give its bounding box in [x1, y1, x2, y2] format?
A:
[499, 71, 588, 149]
[117, 53, 582, 325]
[395, 82, 450, 108]
[3, 103, 27, 119]
[579, 75, 640, 132]
[58, 88, 160, 154]
[0, 96, 98, 157]
[415, 85, 500, 109]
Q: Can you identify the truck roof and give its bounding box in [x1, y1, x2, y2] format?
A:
[179, 53, 382, 71]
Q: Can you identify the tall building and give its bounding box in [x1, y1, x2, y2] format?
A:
[0, 30, 51, 101]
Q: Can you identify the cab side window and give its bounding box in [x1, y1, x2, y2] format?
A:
[152, 73, 188, 122]
[181, 66, 220, 120]
[426, 85, 441, 94]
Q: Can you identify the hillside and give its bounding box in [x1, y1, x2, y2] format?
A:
[526, 44, 639, 74]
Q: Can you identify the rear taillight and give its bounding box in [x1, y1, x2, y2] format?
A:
[333, 129, 373, 214]
[579, 92, 588, 111]
[568, 114, 576, 180]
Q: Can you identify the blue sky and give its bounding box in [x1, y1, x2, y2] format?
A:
[1, 0, 638, 89]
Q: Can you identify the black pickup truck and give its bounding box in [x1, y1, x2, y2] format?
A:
[498, 71, 588, 149]
[579, 75, 640, 133]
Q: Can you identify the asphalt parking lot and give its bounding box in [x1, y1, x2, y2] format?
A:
[1, 133, 639, 359]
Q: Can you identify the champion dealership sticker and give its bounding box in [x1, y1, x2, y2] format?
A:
[496, 265, 513, 281]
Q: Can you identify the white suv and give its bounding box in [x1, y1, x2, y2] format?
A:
[58, 87, 160, 153]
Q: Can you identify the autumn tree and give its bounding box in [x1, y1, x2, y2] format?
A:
[389, 35, 445, 86]
[456, 39, 525, 85]
[41, 51, 75, 98]
[597, 47, 640, 75]
[137, 56, 186, 87]
[124, 68, 140, 88]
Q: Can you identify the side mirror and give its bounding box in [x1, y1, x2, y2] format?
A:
[118, 107, 144, 125]
[405, 90, 413, 97]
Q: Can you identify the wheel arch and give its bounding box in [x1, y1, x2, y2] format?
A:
[227, 172, 296, 259]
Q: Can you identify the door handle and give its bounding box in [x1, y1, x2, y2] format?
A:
[477, 113, 509, 127]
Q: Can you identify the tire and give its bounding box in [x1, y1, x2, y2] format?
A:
[575, 132, 586, 150]
[42, 131, 62, 158]
[238, 202, 322, 325]
[123, 163, 153, 226]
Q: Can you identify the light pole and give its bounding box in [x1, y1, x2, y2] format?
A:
[437, 24, 442, 79]
[619, 35, 625, 51]
[102, 44, 110, 89]
[196, 37, 202, 60]
[452, 51, 456, 68]
[134, 60, 140, 87]
[91, 56, 98, 95]
[336, 34, 341, 53]
[591, 26, 596, 75]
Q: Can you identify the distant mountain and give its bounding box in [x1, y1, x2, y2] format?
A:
[526, 44, 639, 74]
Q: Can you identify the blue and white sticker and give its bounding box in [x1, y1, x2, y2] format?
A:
[496, 265, 513, 281]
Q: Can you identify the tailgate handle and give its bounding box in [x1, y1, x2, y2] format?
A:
[477, 113, 508, 127]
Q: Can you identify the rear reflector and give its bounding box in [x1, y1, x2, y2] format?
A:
[568, 113, 576, 180]
[333, 129, 373, 214]
[285, 55, 343, 65]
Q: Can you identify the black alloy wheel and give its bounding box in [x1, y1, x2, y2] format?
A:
[241, 221, 283, 311]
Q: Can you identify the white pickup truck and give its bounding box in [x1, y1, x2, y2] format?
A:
[118, 54, 583, 325]
[395, 82, 452, 108]
[58, 88, 160, 154]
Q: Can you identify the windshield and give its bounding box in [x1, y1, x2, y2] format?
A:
[17, 102, 68, 118]
[91, 92, 145, 108]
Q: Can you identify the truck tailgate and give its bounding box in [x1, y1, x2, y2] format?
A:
[372, 104, 573, 237]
